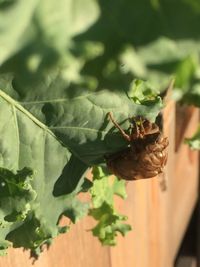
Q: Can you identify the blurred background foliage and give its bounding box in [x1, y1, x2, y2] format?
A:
[0, 1, 199, 92]
[0, 0, 200, 135]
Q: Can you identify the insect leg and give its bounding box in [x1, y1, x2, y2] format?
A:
[139, 117, 145, 137]
[108, 112, 131, 142]
[130, 118, 141, 139]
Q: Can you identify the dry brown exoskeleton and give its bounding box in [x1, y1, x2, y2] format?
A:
[106, 112, 169, 181]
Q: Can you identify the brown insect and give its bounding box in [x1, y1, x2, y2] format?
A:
[106, 112, 169, 181]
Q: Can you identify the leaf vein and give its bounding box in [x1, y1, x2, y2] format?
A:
[49, 125, 118, 136]
[11, 105, 20, 167]
[20, 93, 97, 105]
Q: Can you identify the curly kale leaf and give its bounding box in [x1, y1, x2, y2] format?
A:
[0, 91, 89, 255]
[0, 167, 36, 255]
[89, 202, 131, 246]
[89, 167, 131, 246]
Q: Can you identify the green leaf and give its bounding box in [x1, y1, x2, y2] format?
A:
[89, 166, 131, 245]
[0, 90, 89, 254]
[34, 0, 100, 49]
[0, 239, 11, 256]
[111, 178, 127, 199]
[128, 79, 160, 105]
[66, 0, 100, 37]
[138, 38, 200, 65]
[89, 202, 132, 246]
[174, 56, 198, 89]
[134, 37, 200, 93]
[90, 166, 127, 207]
[185, 126, 200, 150]
[119, 46, 147, 77]
[0, 0, 39, 65]
[0, 0, 100, 82]
[0, 167, 35, 255]
[4, 76, 162, 165]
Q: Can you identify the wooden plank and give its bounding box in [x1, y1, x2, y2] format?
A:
[175, 205, 198, 267]
[0, 216, 111, 267]
[171, 106, 199, 260]
[197, 198, 200, 267]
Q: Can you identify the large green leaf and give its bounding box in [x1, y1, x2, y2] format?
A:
[0, 90, 89, 254]
[4, 77, 162, 165]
